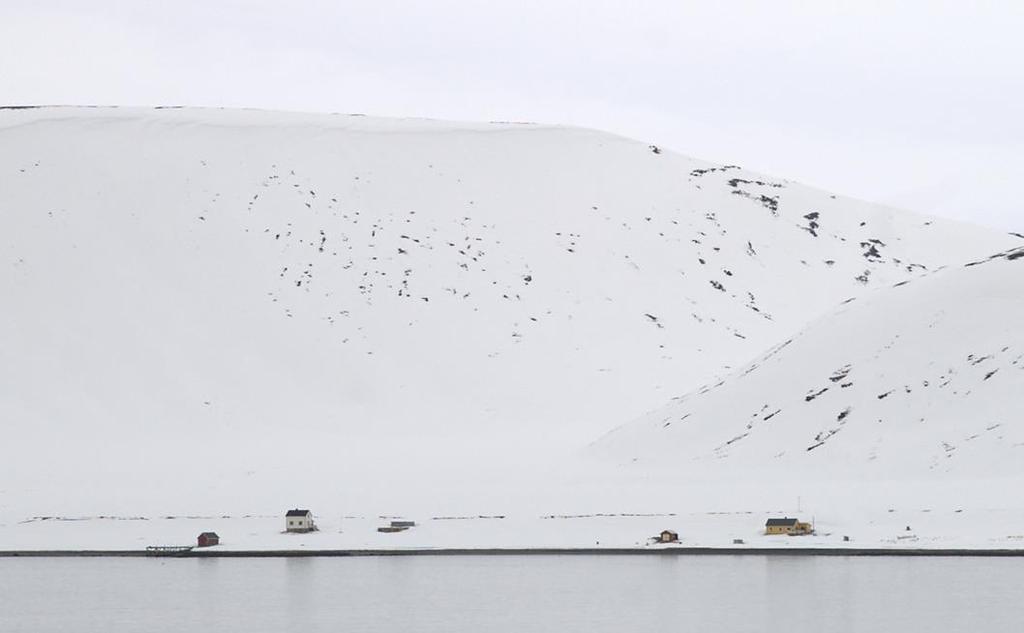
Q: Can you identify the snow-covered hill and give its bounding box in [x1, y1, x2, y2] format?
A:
[0, 106, 1019, 521]
[591, 246, 1024, 482]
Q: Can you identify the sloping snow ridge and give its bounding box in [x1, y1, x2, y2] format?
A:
[592, 247, 1024, 480]
[1, 107, 1021, 548]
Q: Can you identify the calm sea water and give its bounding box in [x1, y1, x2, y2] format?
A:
[1, 555, 1021, 632]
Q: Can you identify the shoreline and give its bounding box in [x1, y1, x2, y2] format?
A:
[3, 547, 1024, 558]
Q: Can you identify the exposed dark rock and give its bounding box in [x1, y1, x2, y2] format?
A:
[805, 387, 829, 402]
[829, 365, 852, 383]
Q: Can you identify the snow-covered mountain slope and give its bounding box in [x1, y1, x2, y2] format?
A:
[0, 106, 1018, 516]
[590, 246, 1024, 482]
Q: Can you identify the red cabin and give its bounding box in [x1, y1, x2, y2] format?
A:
[197, 532, 220, 547]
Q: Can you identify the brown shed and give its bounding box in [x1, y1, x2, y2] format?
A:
[659, 530, 679, 543]
[197, 532, 220, 547]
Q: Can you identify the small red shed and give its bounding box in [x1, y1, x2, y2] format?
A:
[197, 532, 220, 547]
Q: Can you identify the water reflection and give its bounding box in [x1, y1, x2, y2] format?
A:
[0, 555, 1021, 632]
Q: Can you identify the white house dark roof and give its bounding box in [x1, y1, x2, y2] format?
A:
[286, 509, 312, 517]
[765, 518, 799, 527]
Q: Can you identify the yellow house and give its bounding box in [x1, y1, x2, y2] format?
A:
[765, 517, 812, 535]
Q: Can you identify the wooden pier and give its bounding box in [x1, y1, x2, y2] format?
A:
[145, 545, 194, 556]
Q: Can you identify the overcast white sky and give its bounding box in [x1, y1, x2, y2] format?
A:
[2, 0, 1020, 231]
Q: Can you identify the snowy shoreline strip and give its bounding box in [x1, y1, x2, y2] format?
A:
[2, 547, 1023, 558]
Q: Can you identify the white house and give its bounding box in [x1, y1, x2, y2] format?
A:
[285, 509, 315, 532]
